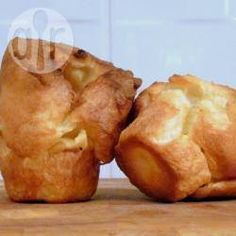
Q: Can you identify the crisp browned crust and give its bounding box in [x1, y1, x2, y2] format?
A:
[191, 180, 236, 199]
[116, 74, 236, 202]
[0, 38, 141, 202]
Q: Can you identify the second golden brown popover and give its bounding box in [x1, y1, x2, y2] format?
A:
[116, 75, 236, 202]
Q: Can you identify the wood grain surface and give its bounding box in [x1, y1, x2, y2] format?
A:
[0, 179, 235, 236]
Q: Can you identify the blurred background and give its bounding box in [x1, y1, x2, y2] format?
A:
[1, 0, 236, 178]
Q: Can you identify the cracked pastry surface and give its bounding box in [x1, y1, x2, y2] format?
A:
[116, 74, 236, 202]
[0, 38, 141, 202]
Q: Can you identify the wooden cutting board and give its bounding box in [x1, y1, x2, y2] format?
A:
[0, 179, 235, 236]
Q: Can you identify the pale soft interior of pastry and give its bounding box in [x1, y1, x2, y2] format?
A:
[154, 79, 230, 145]
[63, 50, 109, 92]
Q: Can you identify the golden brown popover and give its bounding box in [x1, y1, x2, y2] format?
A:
[0, 38, 141, 203]
[116, 74, 236, 202]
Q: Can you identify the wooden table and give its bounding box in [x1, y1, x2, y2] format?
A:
[0, 179, 236, 235]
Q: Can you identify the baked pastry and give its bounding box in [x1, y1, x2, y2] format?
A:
[0, 37, 141, 203]
[116, 74, 236, 202]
